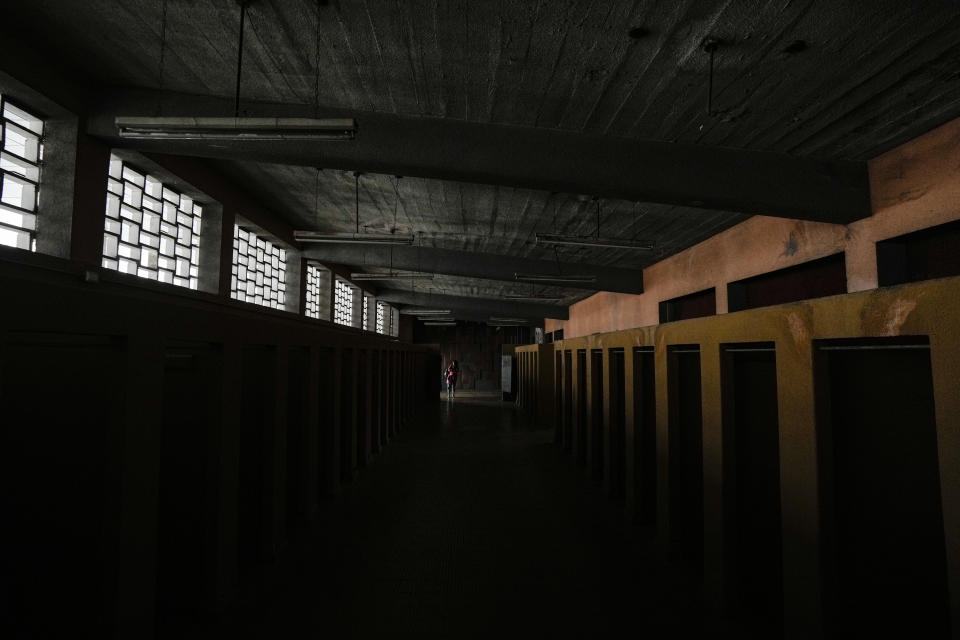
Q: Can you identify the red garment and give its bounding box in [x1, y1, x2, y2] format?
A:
[445, 365, 459, 384]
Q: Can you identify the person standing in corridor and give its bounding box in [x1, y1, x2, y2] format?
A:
[445, 360, 460, 398]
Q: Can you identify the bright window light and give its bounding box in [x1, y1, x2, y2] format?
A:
[362, 295, 370, 330]
[0, 96, 43, 251]
[376, 300, 387, 334]
[102, 154, 202, 289]
[230, 224, 286, 309]
[334, 278, 353, 326]
[305, 263, 325, 319]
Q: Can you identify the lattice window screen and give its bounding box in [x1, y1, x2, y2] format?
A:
[334, 278, 353, 326]
[0, 97, 44, 251]
[230, 224, 286, 309]
[102, 154, 202, 289]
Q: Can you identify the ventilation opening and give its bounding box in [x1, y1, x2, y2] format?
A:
[727, 253, 846, 312]
[659, 288, 716, 323]
[815, 337, 948, 637]
[877, 218, 960, 287]
[721, 342, 782, 631]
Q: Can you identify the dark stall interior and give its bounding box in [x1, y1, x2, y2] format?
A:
[816, 338, 949, 638]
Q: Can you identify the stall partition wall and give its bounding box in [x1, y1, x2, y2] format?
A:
[546, 274, 960, 639]
[513, 343, 556, 430]
[0, 253, 435, 639]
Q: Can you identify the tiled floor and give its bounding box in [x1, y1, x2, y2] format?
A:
[173, 397, 711, 638]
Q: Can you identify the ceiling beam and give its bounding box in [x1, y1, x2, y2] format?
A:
[375, 289, 567, 321]
[303, 244, 643, 294]
[88, 89, 871, 224]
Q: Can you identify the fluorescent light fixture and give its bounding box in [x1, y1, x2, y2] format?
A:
[489, 317, 529, 323]
[116, 116, 356, 140]
[423, 321, 456, 326]
[399, 308, 450, 315]
[514, 273, 597, 284]
[295, 231, 414, 245]
[502, 293, 565, 302]
[350, 272, 434, 281]
[536, 233, 653, 250]
[489, 322, 531, 328]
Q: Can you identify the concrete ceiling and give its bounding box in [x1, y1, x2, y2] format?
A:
[10, 0, 960, 318]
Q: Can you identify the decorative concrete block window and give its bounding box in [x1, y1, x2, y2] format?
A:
[376, 300, 387, 334]
[334, 278, 353, 326]
[0, 97, 44, 251]
[305, 263, 325, 319]
[231, 224, 285, 309]
[362, 294, 370, 330]
[103, 155, 202, 288]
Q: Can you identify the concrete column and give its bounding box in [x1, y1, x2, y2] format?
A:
[623, 348, 638, 521]
[70, 133, 111, 267]
[776, 336, 824, 639]
[112, 336, 163, 640]
[197, 203, 223, 296]
[930, 332, 960, 635]
[218, 210, 235, 299]
[700, 343, 725, 615]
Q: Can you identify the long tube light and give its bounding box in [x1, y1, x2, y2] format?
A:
[295, 231, 414, 245]
[423, 321, 456, 326]
[514, 273, 597, 284]
[536, 233, 654, 251]
[502, 293, 565, 302]
[350, 272, 434, 281]
[489, 317, 529, 323]
[116, 116, 357, 141]
[399, 308, 450, 315]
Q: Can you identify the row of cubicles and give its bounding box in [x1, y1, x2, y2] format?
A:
[0, 249, 441, 638]
[516, 275, 960, 638]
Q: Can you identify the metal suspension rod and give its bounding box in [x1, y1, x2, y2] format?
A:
[707, 46, 714, 116]
[235, 1, 248, 117]
[702, 37, 722, 117]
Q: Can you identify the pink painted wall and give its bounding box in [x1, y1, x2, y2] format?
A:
[547, 116, 960, 339]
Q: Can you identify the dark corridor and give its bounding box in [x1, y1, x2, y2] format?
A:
[171, 398, 706, 638]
